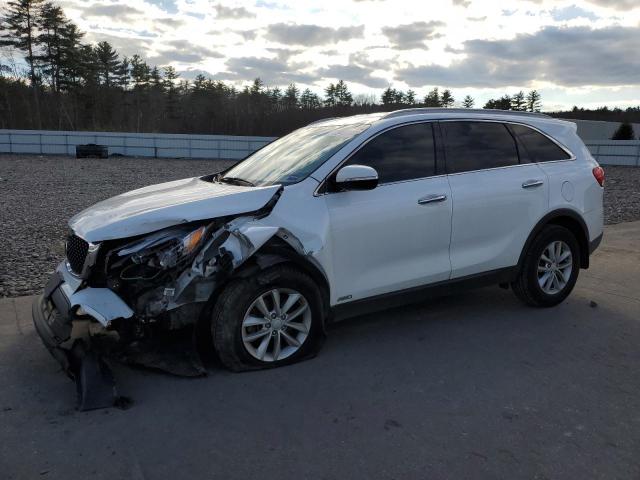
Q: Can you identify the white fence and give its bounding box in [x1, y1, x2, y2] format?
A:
[1, 129, 639, 167]
[0, 129, 276, 160]
[585, 141, 640, 167]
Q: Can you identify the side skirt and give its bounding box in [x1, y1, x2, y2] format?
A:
[330, 267, 517, 322]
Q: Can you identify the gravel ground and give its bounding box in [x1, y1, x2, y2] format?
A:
[1, 155, 639, 298]
[0, 155, 234, 298]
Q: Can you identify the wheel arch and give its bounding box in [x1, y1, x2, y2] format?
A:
[518, 209, 590, 270]
[232, 237, 331, 324]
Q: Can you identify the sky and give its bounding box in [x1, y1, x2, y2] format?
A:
[54, 0, 640, 110]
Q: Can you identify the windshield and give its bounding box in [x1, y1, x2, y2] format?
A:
[221, 123, 370, 186]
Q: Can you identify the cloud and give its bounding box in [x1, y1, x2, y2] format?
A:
[178, 68, 215, 80]
[155, 17, 186, 28]
[146, 0, 178, 14]
[551, 5, 599, 21]
[266, 48, 303, 62]
[265, 23, 365, 46]
[452, 0, 471, 6]
[317, 64, 388, 88]
[586, 0, 640, 10]
[381, 21, 444, 50]
[217, 56, 316, 85]
[396, 25, 640, 88]
[214, 4, 256, 19]
[149, 40, 224, 64]
[83, 3, 144, 19]
[84, 32, 152, 57]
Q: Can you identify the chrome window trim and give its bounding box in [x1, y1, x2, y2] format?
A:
[438, 118, 576, 176]
[314, 117, 577, 196]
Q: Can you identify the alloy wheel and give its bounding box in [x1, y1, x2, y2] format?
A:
[537, 240, 573, 295]
[241, 288, 311, 362]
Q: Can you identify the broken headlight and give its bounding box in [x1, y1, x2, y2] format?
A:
[114, 225, 207, 280]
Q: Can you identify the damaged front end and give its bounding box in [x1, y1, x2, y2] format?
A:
[32, 187, 299, 410]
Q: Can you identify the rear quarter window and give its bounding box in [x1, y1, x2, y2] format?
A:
[509, 124, 571, 162]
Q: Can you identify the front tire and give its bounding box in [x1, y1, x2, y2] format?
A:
[512, 225, 580, 307]
[211, 264, 324, 371]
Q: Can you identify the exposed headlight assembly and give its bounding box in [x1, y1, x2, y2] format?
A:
[114, 225, 208, 280]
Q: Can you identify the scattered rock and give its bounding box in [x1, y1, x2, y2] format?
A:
[0, 157, 638, 298]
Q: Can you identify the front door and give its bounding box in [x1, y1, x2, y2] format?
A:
[323, 122, 453, 304]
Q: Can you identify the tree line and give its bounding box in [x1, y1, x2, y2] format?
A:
[0, 0, 635, 138]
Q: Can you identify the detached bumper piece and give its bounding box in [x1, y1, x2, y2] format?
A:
[32, 273, 119, 411]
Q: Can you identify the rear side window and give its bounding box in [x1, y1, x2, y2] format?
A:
[442, 122, 519, 174]
[509, 124, 571, 162]
[346, 122, 435, 183]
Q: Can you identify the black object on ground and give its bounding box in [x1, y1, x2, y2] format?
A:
[75, 144, 108, 159]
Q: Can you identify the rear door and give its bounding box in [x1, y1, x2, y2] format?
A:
[441, 120, 549, 278]
[323, 122, 452, 303]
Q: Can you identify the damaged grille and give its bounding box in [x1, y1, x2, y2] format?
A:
[66, 234, 89, 275]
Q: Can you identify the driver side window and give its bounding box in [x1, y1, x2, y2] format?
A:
[346, 122, 436, 184]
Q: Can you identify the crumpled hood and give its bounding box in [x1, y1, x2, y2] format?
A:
[69, 177, 281, 242]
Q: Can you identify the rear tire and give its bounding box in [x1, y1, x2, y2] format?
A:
[512, 225, 580, 307]
[211, 264, 324, 372]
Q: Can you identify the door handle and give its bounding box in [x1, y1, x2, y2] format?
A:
[522, 179, 544, 189]
[418, 194, 447, 205]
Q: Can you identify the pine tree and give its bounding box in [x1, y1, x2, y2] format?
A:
[0, 0, 46, 126]
[484, 95, 512, 110]
[511, 91, 526, 111]
[381, 86, 395, 105]
[117, 56, 130, 90]
[424, 88, 440, 107]
[163, 65, 180, 120]
[405, 90, 416, 105]
[526, 90, 542, 112]
[462, 95, 474, 108]
[36, 2, 67, 92]
[94, 41, 120, 87]
[268, 86, 282, 109]
[249, 77, 263, 96]
[283, 83, 299, 109]
[324, 83, 336, 107]
[334, 80, 353, 106]
[57, 22, 85, 91]
[300, 88, 320, 109]
[611, 122, 635, 140]
[440, 89, 454, 108]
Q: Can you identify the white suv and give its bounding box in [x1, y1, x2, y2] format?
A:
[33, 109, 604, 384]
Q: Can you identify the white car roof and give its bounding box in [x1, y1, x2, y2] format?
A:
[311, 108, 578, 142]
[313, 108, 575, 130]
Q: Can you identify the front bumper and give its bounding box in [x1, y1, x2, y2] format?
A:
[32, 264, 135, 409]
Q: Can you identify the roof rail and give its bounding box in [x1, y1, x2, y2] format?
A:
[382, 108, 551, 120]
[307, 117, 339, 126]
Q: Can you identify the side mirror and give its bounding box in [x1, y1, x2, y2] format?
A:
[334, 165, 379, 191]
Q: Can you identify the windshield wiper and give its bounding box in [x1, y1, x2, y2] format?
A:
[218, 176, 255, 187]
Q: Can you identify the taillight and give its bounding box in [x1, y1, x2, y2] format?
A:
[592, 166, 605, 187]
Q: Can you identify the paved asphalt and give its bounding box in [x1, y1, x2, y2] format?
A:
[1, 222, 639, 479]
